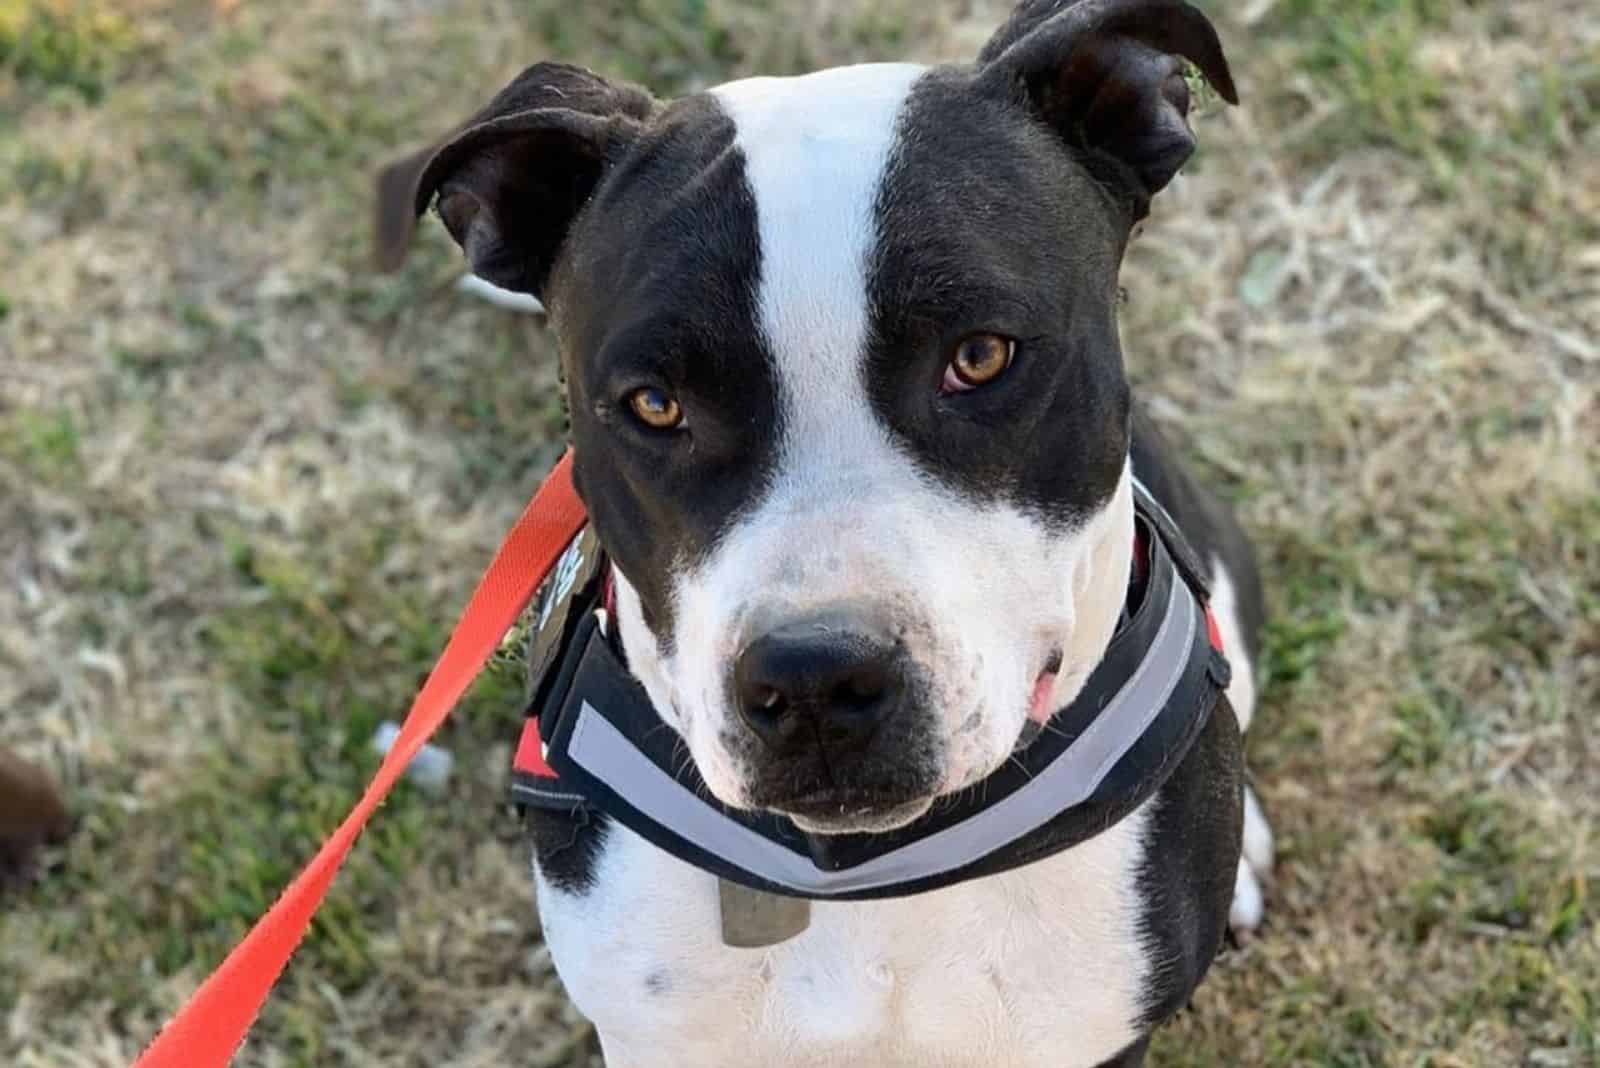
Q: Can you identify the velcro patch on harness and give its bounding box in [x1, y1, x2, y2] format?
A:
[527, 525, 607, 694]
[510, 523, 607, 813]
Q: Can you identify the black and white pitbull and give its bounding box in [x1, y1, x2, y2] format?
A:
[408, 1, 1272, 1063]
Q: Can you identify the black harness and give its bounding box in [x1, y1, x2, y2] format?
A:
[509, 480, 1231, 901]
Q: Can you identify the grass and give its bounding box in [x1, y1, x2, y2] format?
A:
[1, 0, 1596, 1065]
[0, 0, 140, 105]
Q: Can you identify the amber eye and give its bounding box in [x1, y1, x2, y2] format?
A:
[943, 333, 1015, 393]
[626, 387, 684, 431]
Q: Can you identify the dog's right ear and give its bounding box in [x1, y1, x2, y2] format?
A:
[409, 62, 654, 298]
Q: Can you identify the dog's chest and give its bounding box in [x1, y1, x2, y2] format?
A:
[534, 804, 1153, 1068]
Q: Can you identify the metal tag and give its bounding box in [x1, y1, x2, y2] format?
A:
[718, 879, 811, 948]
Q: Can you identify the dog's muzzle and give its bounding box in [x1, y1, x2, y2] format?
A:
[728, 610, 940, 825]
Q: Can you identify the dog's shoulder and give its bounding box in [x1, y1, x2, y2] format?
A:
[1129, 405, 1264, 661]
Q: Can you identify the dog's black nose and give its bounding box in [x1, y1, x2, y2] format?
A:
[734, 616, 904, 752]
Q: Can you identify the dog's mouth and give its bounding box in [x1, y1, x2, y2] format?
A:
[776, 791, 935, 835]
[1012, 647, 1066, 754]
[748, 766, 940, 834]
[1028, 648, 1065, 723]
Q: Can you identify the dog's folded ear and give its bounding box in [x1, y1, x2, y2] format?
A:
[374, 141, 439, 273]
[402, 62, 654, 297]
[977, 0, 1236, 218]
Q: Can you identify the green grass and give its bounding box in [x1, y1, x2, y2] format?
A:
[1267, 0, 1455, 154]
[0, 405, 82, 482]
[0, 0, 141, 105]
[1248, 0, 1600, 295]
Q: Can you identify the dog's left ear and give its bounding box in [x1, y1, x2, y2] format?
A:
[977, 0, 1237, 218]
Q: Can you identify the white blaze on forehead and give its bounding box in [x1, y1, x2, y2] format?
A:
[712, 63, 926, 468]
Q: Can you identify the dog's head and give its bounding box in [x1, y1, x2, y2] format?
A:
[409, 0, 1234, 834]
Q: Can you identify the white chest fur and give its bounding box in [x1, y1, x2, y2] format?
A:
[534, 802, 1152, 1068]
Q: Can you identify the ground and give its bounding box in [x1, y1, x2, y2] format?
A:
[0, 0, 1595, 1065]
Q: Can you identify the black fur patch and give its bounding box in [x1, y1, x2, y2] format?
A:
[526, 806, 611, 896]
[1132, 691, 1243, 1028]
[865, 66, 1132, 527]
[550, 94, 781, 651]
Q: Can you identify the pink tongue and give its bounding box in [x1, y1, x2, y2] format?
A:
[1028, 671, 1059, 724]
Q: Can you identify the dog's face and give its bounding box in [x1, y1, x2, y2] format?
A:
[558, 66, 1141, 833]
[413, 0, 1235, 833]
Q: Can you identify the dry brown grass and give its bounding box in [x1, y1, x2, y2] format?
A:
[2, 0, 1596, 1065]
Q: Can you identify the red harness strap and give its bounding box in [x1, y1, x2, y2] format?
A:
[131, 450, 586, 1068]
[513, 710, 559, 780]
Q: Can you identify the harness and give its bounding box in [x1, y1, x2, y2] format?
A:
[509, 479, 1231, 901]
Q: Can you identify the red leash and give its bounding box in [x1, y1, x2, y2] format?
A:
[132, 450, 587, 1068]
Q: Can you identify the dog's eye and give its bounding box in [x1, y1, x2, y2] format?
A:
[626, 387, 685, 431]
[942, 333, 1015, 393]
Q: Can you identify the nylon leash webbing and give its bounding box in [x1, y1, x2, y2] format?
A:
[131, 449, 586, 1068]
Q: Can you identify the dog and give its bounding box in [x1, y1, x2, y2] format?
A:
[389, 1, 1272, 1063]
